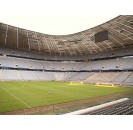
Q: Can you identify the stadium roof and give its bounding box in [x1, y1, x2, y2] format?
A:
[0, 15, 133, 56]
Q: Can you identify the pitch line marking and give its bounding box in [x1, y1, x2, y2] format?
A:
[0, 86, 31, 108]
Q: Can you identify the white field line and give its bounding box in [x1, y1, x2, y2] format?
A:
[0, 86, 31, 108]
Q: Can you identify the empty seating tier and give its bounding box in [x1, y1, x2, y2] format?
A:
[87, 98, 133, 115]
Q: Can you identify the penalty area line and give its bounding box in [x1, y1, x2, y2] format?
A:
[0, 86, 31, 108]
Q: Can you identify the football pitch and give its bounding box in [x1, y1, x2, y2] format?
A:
[0, 81, 133, 113]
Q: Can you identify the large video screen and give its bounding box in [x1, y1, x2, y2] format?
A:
[94, 30, 108, 43]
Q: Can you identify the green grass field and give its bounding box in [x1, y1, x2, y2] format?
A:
[0, 81, 133, 113]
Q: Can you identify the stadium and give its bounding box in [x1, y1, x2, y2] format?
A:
[0, 15, 133, 115]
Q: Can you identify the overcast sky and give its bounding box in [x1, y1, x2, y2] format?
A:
[0, 15, 118, 35]
[0, 0, 132, 35]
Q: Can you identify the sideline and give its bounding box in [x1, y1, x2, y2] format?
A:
[0, 86, 31, 108]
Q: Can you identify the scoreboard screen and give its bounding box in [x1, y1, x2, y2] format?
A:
[94, 30, 108, 43]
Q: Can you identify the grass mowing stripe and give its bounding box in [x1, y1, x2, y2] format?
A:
[0, 86, 31, 108]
